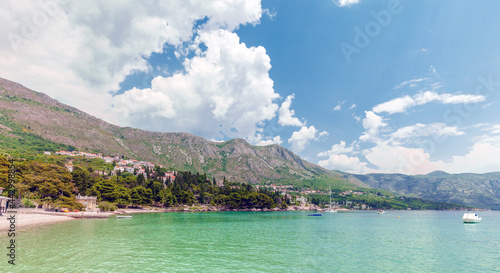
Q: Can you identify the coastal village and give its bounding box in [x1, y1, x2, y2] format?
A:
[52, 150, 177, 185]
[47, 150, 376, 211]
[3, 149, 452, 219]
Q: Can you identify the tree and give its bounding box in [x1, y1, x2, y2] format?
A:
[72, 167, 94, 194]
[151, 181, 164, 204]
[136, 173, 145, 187]
[130, 186, 153, 206]
[160, 188, 177, 207]
[89, 179, 130, 203]
[20, 161, 74, 198]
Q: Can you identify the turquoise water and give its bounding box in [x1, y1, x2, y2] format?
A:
[2, 211, 499, 272]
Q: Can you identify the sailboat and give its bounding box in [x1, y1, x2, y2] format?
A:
[324, 186, 337, 213]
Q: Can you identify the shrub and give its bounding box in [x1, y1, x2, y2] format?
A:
[53, 196, 84, 211]
[98, 201, 118, 212]
[22, 198, 36, 208]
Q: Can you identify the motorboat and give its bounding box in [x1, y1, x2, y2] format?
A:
[117, 215, 133, 219]
[378, 210, 385, 214]
[308, 213, 322, 216]
[462, 212, 481, 223]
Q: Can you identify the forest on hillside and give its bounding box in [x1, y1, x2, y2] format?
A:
[0, 154, 469, 211]
[0, 155, 287, 211]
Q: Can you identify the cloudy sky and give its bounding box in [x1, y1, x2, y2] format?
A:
[2, 0, 500, 175]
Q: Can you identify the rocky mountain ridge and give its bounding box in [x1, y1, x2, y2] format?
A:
[348, 171, 500, 209]
[0, 77, 349, 186]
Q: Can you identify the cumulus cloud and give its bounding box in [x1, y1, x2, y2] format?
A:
[318, 154, 374, 174]
[317, 140, 354, 157]
[373, 91, 485, 114]
[443, 142, 500, 174]
[359, 111, 386, 142]
[0, 0, 264, 125]
[288, 126, 321, 153]
[278, 94, 305, 127]
[114, 29, 279, 140]
[319, 131, 329, 137]
[255, 135, 283, 146]
[390, 123, 464, 145]
[364, 143, 446, 175]
[439, 123, 500, 173]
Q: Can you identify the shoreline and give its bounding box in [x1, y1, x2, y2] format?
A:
[1, 206, 486, 233]
[0, 212, 76, 232]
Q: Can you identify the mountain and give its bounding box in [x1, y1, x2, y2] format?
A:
[0, 77, 354, 187]
[349, 172, 500, 209]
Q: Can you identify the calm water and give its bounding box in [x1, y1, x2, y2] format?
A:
[2, 211, 499, 272]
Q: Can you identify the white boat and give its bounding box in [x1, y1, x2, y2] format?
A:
[462, 212, 481, 223]
[378, 210, 385, 214]
[117, 215, 133, 219]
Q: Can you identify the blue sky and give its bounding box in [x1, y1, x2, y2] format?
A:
[1, 0, 500, 174]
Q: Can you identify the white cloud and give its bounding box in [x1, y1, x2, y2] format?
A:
[334, 0, 361, 7]
[318, 154, 374, 174]
[373, 91, 485, 114]
[484, 124, 500, 135]
[364, 143, 446, 175]
[288, 126, 319, 153]
[373, 96, 415, 114]
[394, 77, 428, 89]
[256, 135, 282, 146]
[0, 0, 264, 126]
[437, 124, 500, 173]
[333, 100, 346, 111]
[317, 140, 354, 157]
[390, 123, 464, 144]
[359, 111, 386, 142]
[278, 94, 305, 127]
[443, 142, 500, 174]
[114, 29, 279, 141]
[349, 104, 356, 109]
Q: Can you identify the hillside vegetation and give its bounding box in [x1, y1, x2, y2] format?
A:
[0, 77, 350, 188]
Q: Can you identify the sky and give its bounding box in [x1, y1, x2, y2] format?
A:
[1, 0, 500, 175]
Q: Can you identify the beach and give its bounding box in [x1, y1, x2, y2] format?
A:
[0, 213, 75, 232]
[0, 208, 169, 232]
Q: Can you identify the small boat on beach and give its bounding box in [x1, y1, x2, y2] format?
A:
[117, 215, 133, 219]
[462, 212, 481, 223]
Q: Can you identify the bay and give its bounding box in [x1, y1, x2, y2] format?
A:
[2, 211, 500, 272]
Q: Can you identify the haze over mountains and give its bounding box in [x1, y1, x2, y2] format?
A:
[1, 77, 499, 209]
[349, 171, 500, 209]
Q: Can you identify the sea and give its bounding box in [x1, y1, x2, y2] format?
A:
[2, 210, 499, 272]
